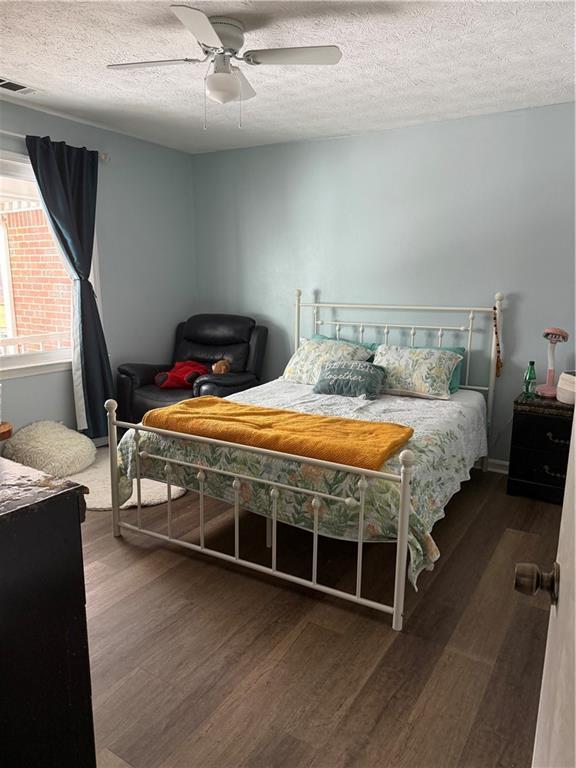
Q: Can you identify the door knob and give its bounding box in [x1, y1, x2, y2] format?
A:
[514, 562, 560, 605]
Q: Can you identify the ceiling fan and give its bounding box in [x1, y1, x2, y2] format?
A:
[107, 5, 342, 105]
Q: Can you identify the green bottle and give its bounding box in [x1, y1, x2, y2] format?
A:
[523, 361, 537, 396]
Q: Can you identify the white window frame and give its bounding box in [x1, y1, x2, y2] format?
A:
[0, 218, 16, 337]
[0, 149, 94, 380]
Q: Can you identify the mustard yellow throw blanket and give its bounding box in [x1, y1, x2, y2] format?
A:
[142, 396, 413, 471]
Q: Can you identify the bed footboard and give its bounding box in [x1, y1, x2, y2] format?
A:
[104, 399, 415, 631]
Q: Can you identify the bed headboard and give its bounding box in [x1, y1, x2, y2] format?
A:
[294, 289, 504, 436]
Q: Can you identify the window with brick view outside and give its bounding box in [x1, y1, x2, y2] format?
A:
[0, 173, 72, 356]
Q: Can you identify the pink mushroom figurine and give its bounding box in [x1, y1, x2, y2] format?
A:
[536, 327, 570, 398]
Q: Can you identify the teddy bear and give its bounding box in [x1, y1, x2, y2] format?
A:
[211, 357, 231, 374]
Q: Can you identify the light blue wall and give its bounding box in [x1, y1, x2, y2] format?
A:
[191, 103, 575, 459]
[1, 101, 573, 459]
[0, 101, 196, 429]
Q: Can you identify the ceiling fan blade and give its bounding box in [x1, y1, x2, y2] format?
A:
[243, 45, 341, 66]
[231, 67, 256, 100]
[170, 5, 223, 49]
[107, 58, 203, 70]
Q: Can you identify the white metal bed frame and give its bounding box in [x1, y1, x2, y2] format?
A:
[106, 290, 503, 631]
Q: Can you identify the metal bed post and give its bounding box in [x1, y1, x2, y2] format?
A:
[294, 288, 302, 352]
[197, 469, 206, 549]
[165, 463, 173, 539]
[270, 489, 279, 568]
[392, 449, 415, 631]
[355, 476, 368, 598]
[311, 497, 321, 584]
[265, 518, 273, 548]
[134, 430, 142, 528]
[105, 399, 121, 537]
[233, 478, 241, 560]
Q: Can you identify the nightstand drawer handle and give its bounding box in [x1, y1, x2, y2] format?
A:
[546, 431, 569, 446]
[543, 465, 566, 480]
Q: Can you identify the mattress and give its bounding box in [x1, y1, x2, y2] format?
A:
[116, 380, 487, 585]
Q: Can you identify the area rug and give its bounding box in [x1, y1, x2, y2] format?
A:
[66, 447, 186, 511]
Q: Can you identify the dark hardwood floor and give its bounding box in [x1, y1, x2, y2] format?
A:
[83, 471, 561, 768]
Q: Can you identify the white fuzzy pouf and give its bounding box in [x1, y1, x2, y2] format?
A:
[3, 420, 96, 477]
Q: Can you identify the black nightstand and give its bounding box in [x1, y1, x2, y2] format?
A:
[507, 393, 574, 504]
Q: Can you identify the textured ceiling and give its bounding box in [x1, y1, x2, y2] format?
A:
[0, 1, 574, 154]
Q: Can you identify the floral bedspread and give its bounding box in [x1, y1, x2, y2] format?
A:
[116, 380, 487, 585]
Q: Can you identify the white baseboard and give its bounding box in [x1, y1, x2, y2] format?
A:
[486, 458, 509, 474]
[474, 457, 509, 474]
[93, 436, 108, 448]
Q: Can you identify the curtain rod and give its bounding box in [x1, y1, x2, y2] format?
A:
[0, 127, 110, 162]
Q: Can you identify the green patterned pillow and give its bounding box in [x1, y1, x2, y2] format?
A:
[413, 346, 466, 393]
[313, 361, 386, 399]
[373, 345, 463, 400]
[283, 338, 372, 385]
[311, 333, 378, 353]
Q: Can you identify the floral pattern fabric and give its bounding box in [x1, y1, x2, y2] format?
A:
[115, 381, 487, 587]
[373, 345, 463, 400]
[283, 338, 372, 385]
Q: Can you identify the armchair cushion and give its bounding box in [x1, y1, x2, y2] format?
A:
[193, 372, 258, 398]
[133, 385, 194, 422]
[117, 362, 170, 388]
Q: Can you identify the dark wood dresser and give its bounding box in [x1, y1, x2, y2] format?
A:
[507, 393, 574, 504]
[0, 458, 96, 768]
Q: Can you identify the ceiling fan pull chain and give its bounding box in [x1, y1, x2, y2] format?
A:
[238, 91, 243, 129]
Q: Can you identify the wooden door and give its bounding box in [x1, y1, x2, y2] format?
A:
[532, 420, 575, 767]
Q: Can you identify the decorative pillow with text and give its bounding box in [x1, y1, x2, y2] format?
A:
[313, 360, 385, 399]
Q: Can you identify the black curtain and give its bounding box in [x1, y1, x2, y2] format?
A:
[26, 135, 113, 439]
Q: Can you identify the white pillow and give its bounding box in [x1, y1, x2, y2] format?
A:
[283, 338, 372, 385]
[373, 345, 463, 400]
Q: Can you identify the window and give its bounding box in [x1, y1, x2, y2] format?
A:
[0, 151, 72, 374]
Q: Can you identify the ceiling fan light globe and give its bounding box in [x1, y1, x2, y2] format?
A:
[205, 72, 241, 104]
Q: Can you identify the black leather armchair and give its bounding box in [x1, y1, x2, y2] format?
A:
[117, 314, 268, 422]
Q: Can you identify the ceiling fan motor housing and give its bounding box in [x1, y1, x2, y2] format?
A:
[205, 17, 245, 53]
